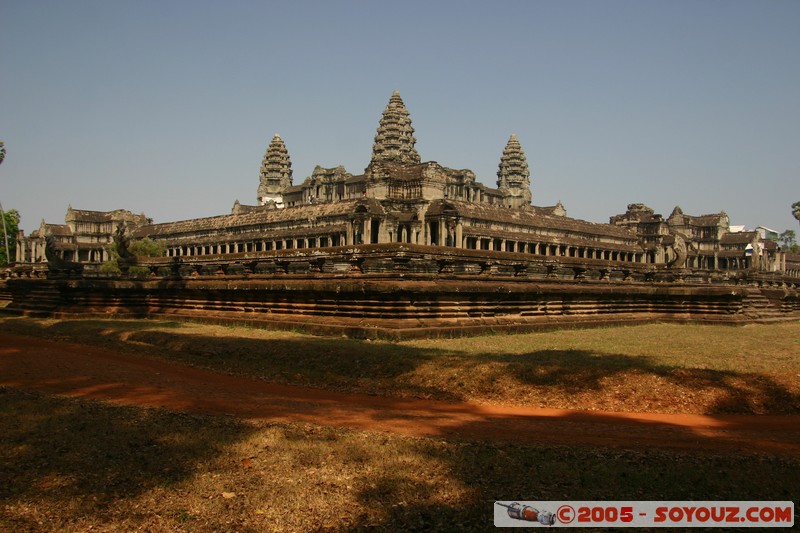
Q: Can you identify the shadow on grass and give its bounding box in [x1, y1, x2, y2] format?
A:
[344, 436, 800, 532]
[0, 317, 456, 400]
[2, 386, 798, 532]
[476, 349, 800, 415]
[1, 317, 799, 415]
[0, 387, 254, 531]
[1, 317, 800, 531]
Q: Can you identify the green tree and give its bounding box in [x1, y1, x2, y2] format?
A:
[99, 238, 125, 275]
[794, 201, 800, 225]
[100, 237, 165, 276]
[778, 229, 796, 249]
[0, 209, 20, 266]
[127, 237, 166, 258]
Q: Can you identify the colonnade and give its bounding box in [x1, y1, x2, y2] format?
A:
[166, 233, 348, 258]
[161, 217, 645, 266]
[15, 238, 109, 264]
[461, 236, 642, 262]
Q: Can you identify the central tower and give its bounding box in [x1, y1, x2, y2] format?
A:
[369, 91, 421, 167]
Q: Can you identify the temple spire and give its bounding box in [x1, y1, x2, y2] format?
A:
[370, 91, 421, 166]
[258, 133, 292, 205]
[497, 133, 532, 206]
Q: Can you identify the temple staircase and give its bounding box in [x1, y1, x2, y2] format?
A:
[740, 288, 795, 322]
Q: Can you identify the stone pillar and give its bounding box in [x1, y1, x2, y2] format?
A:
[439, 219, 446, 246]
[16, 237, 25, 263]
[378, 219, 392, 244]
[455, 222, 463, 249]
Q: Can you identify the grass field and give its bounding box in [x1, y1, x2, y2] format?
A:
[2, 388, 798, 532]
[1, 317, 799, 531]
[1, 317, 799, 415]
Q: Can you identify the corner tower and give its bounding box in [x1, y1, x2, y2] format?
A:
[258, 133, 292, 207]
[369, 91, 421, 167]
[497, 133, 532, 207]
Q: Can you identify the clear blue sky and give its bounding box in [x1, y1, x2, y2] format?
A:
[2, 0, 799, 235]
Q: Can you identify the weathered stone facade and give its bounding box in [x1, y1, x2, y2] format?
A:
[609, 203, 787, 273]
[15, 207, 150, 267]
[6, 242, 798, 338]
[126, 91, 646, 265]
[12, 91, 798, 282]
[8, 91, 798, 336]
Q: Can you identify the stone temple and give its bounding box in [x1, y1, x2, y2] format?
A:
[18, 91, 674, 264]
[8, 91, 799, 337]
[14, 91, 799, 275]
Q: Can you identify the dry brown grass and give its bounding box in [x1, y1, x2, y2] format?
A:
[1, 317, 798, 415]
[2, 387, 798, 532]
[2, 317, 799, 531]
[403, 322, 800, 414]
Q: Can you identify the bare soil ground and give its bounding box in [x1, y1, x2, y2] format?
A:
[2, 331, 799, 456]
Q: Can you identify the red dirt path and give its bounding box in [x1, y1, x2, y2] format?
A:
[2, 332, 799, 456]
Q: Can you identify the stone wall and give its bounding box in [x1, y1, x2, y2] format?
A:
[5, 244, 798, 339]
